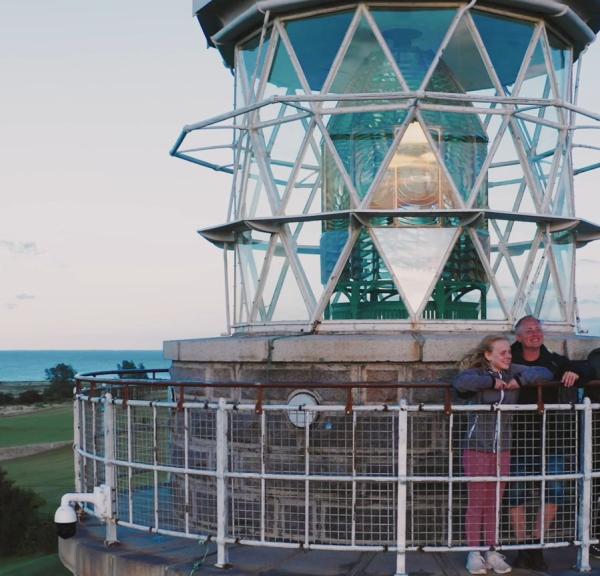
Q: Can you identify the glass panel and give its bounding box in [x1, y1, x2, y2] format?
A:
[426, 15, 495, 95]
[471, 11, 534, 94]
[420, 107, 489, 203]
[330, 15, 402, 95]
[517, 38, 552, 100]
[523, 241, 564, 320]
[429, 228, 496, 320]
[372, 227, 457, 314]
[480, 124, 537, 213]
[325, 109, 408, 201]
[239, 30, 272, 102]
[321, 125, 356, 211]
[263, 111, 312, 205]
[551, 230, 574, 305]
[547, 29, 570, 101]
[369, 121, 455, 221]
[516, 111, 560, 197]
[284, 123, 323, 215]
[267, 33, 304, 94]
[324, 228, 409, 320]
[240, 151, 274, 217]
[372, 9, 457, 91]
[539, 266, 564, 321]
[320, 218, 351, 286]
[261, 235, 311, 321]
[285, 11, 354, 92]
[236, 232, 271, 323]
[552, 161, 572, 216]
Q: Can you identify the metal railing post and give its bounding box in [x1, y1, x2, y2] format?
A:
[396, 399, 408, 576]
[103, 392, 118, 545]
[578, 397, 593, 572]
[73, 391, 83, 494]
[215, 397, 230, 568]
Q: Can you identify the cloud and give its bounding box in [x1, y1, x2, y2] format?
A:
[0, 240, 39, 255]
[15, 293, 35, 300]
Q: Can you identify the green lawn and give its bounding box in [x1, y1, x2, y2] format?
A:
[0, 404, 72, 447]
[2, 445, 75, 516]
[0, 553, 71, 576]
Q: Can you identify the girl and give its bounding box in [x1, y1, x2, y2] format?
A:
[453, 335, 552, 575]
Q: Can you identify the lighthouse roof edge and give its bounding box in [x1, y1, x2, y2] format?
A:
[192, 0, 600, 68]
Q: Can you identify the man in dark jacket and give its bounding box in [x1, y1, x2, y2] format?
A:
[509, 315, 594, 570]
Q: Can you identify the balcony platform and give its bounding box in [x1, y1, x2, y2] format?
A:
[60, 518, 599, 576]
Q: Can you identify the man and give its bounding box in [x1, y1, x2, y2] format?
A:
[509, 315, 594, 570]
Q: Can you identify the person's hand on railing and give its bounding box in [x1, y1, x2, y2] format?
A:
[505, 378, 521, 390]
[561, 371, 579, 387]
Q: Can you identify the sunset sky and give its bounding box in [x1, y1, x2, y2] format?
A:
[2, 0, 600, 349]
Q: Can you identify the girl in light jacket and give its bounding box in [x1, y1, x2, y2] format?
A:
[453, 335, 552, 575]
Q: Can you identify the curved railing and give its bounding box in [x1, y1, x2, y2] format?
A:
[73, 370, 600, 572]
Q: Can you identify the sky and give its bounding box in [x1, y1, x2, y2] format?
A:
[1, 1, 600, 350]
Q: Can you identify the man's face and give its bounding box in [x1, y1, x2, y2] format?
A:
[516, 319, 544, 350]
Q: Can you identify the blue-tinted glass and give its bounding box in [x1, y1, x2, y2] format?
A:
[285, 11, 354, 92]
[330, 16, 402, 94]
[427, 15, 493, 94]
[517, 40, 550, 99]
[268, 36, 302, 91]
[472, 12, 534, 92]
[547, 30, 570, 100]
[240, 30, 272, 98]
[372, 9, 456, 90]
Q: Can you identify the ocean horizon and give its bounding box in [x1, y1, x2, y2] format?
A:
[0, 350, 170, 382]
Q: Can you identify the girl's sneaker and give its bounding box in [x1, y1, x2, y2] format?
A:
[485, 551, 512, 574]
[467, 552, 488, 575]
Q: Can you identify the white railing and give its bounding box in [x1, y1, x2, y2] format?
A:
[73, 384, 600, 575]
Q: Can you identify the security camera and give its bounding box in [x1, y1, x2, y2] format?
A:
[54, 504, 78, 539]
[54, 485, 111, 540]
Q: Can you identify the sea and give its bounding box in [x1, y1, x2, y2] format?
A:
[0, 350, 170, 383]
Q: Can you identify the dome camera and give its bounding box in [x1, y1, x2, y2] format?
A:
[54, 504, 77, 539]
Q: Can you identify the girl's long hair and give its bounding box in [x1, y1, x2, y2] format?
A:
[459, 335, 510, 371]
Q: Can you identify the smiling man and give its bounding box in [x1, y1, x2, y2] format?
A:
[509, 315, 594, 569]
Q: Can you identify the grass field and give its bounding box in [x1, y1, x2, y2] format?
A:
[0, 404, 72, 447]
[0, 407, 74, 575]
[2, 445, 75, 516]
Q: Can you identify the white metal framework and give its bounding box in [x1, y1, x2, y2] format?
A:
[76, 387, 600, 574]
[172, 2, 600, 334]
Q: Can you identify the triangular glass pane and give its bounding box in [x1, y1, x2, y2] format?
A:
[285, 11, 354, 93]
[369, 121, 455, 218]
[267, 34, 305, 95]
[371, 9, 456, 91]
[240, 151, 275, 218]
[480, 125, 537, 213]
[489, 220, 538, 314]
[372, 227, 456, 314]
[552, 162, 572, 216]
[324, 229, 410, 320]
[471, 11, 534, 94]
[261, 234, 310, 321]
[547, 30, 570, 101]
[551, 230, 574, 305]
[426, 15, 495, 95]
[320, 218, 351, 286]
[523, 242, 563, 319]
[321, 127, 355, 211]
[433, 228, 501, 320]
[236, 232, 271, 323]
[283, 124, 323, 216]
[239, 30, 272, 102]
[288, 220, 328, 308]
[539, 267, 564, 321]
[263, 112, 312, 204]
[330, 15, 403, 95]
[420, 107, 489, 203]
[325, 109, 408, 201]
[516, 38, 553, 101]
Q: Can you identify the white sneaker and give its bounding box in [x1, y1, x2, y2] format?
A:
[467, 552, 487, 575]
[485, 551, 512, 574]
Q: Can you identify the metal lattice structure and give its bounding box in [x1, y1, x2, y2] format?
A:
[74, 375, 600, 573]
[172, 2, 600, 334]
